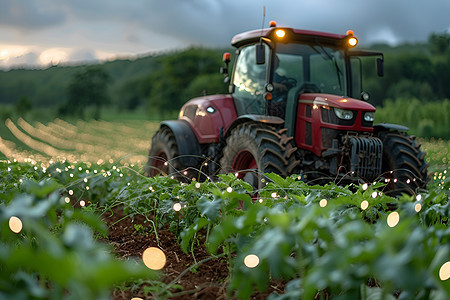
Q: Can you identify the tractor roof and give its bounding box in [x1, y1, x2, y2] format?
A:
[231, 26, 352, 49]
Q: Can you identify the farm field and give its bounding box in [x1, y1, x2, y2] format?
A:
[0, 117, 449, 299]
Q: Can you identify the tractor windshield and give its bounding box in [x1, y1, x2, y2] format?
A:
[231, 42, 352, 117]
[274, 43, 346, 96]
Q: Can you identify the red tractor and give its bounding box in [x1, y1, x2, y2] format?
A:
[146, 22, 429, 195]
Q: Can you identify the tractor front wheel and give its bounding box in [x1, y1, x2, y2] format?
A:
[220, 122, 299, 188]
[378, 131, 429, 195]
[145, 126, 183, 178]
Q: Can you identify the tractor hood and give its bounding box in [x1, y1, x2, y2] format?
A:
[298, 93, 376, 111]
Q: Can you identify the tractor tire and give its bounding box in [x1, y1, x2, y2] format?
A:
[378, 131, 429, 196]
[145, 126, 185, 179]
[220, 122, 299, 188]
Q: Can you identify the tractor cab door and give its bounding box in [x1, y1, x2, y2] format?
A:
[231, 44, 269, 116]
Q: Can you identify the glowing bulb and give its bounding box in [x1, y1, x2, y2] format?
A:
[275, 29, 285, 38]
[319, 199, 327, 207]
[387, 211, 400, 227]
[416, 194, 422, 201]
[414, 203, 422, 212]
[371, 191, 378, 198]
[244, 254, 260, 268]
[271, 192, 277, 198]
[362, 183, 368, 190]
[226, 187, 233, 193]
[195, 182, 201, 189]
[9, 216, 23, 233]
[348, 37, 358, 47]
[173, 202, 182, 212]
[80, 200, 86, 207]
[361, 200, 369, 210]
[65, 197, 70, 203]
[142, 247, 166, 270]
[439, 261, 450, 281]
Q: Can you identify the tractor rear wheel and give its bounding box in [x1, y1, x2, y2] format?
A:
[378, 131, 429, 195]
[145, 126, 184, 179]
[220, 122, 299, 188]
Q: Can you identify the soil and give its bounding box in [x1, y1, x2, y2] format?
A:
[102, 206, 285, 300]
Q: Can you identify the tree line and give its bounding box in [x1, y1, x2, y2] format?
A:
[0, 32, 449, 122]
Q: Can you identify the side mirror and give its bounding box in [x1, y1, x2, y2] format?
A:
[376, 57, 384, 77]
[256, 43, 265, 65]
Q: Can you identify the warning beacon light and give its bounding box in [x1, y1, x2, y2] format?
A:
[346, 30, 358, 47]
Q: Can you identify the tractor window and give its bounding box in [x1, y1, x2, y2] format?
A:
[350, 57, 362, 99]
[310, 47, 346, 95]
[275, 43, 346, 95]
[232, 44, 269, 115]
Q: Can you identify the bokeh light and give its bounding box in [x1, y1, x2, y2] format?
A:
[439, 261, 450, 281]
[414, 203, 422, 212]
[142, 247, 166, 270]
[387, 211, 400, 227]
[9, 216, 23, 233]
[361, 200, 369, 210]
[319, 199, 327, 207]
[244, 254, 260, 268]
[173, 202, 182, 212]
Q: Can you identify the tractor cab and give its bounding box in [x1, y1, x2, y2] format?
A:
[224, 22, 384, 129]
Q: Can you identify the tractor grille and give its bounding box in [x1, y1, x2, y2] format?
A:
[348, 136, 383, 181]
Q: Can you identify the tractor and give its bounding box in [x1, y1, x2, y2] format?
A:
[146, 22, 429, 195]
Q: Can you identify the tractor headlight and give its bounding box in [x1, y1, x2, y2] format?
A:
[364, 112, 375, 122]
[334, 108, 354, 120]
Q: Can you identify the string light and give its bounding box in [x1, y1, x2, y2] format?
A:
[439, 261, 450, 281]
[387, 212, 400, 227]
[142, 247, 166, 270]
[319, 199, 327, 207]
[9, 216, 23, 233]
[414, 203, 422, 212]
[244, 254, 260, 268]
[173, 203, 182, 211]
[361, 200, 369, 210]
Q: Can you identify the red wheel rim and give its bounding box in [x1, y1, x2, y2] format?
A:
[232, 150, 257, 180]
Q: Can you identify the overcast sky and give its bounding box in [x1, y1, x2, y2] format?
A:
[1, 0, 449, 69]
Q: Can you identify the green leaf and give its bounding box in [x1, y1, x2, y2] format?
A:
[196, 196, 222, 222]
[180, 217, 210, 253]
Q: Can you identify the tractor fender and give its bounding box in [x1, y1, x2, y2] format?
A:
[160, 120, 202, 166]
[373, 123, 409, 133]
[224, 114, 285, 138]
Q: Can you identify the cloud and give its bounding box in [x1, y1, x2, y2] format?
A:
[0, 0, 449, 68]
[0, 0, 66, 31]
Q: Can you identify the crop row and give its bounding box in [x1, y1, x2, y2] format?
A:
[1, 156, 449, 299]
[0, 118, 159, 165]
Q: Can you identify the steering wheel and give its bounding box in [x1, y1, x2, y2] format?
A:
[283, 77, 297, 90]
[298, 82, 321, 93]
